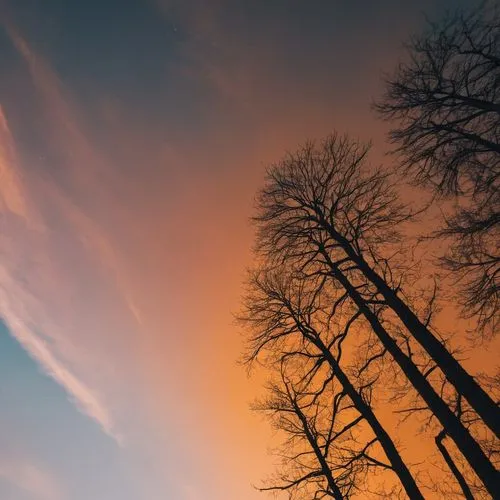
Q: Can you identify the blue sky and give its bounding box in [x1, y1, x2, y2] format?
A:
[0, 321, 140, 500]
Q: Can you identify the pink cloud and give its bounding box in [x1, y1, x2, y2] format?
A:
[0, 457, 63, 500]
[0, 106, 31, 222]
[0, 106, 122, 443]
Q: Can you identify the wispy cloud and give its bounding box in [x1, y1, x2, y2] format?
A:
[0, 106, 122, 443]
[0, 457, 63, 500]
[0, 107, 30, 222]
[0, 292, 119, 442]
[1, 22, 144, 328]
[0, 20, 144, 446]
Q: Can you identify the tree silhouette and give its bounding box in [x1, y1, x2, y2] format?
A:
[254, 361, 361, 499]
[251, 133, 499, 496]
[434, 395, 474, 500]
[375, 3, 500, 338]
[241, 267, 423, 498]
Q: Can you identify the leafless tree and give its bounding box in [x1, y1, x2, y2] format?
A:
[433, 375, 500, 499]
[380, 321, 499, 499]
[434, 396, 474, 500]
[253, 360, 366, 500]
[241, 267, 424, 499]
[375, 2, 500, 338]
[252, 133, 499, 496]
[398, 370, 499, 499]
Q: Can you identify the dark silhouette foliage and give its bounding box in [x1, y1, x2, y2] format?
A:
[375, 2, 500, 337]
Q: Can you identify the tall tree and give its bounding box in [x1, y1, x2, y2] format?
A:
[434, 396, 475, 500]
[254, 362, 360, 500]
[242, 268, 424, 499]
[375, 2, 500, 338]
[253, 134, 499, 496]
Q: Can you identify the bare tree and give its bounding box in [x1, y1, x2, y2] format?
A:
[241, 268, 424, 499]
[252, 134, 499, 496]
[377, 329, 482, 498]
[398, 368, 499, 499]
[254, 361, 364, 499]
[434, 396, 474, 500]
[438, 375, 500, 499]
[375, 2, 500, 338]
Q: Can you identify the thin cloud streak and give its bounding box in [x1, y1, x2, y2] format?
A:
[0, 106, 30, 222]
[0, 457, 63, 500]
[0, 301, 120, 445]
[0, 288, 119, 443]
[0, 105, 122, 444]
[2, 23, 144, 328]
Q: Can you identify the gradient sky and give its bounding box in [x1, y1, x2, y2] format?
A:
[0, 1, 480, 499]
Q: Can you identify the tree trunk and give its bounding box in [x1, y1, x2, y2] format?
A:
[323, 254, 499, 498]
[313, 340, 425, 500]
[292, 400, 345, 500]
[435, 429, 474, 500]
[355, 251, 500, 438]
[322, 219, 500, 439]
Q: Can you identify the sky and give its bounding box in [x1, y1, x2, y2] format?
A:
[0, 1, 480, 499]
